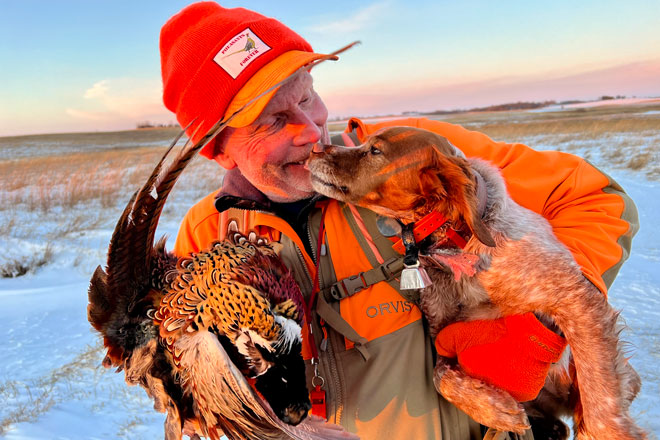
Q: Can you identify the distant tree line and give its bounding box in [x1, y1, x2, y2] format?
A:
[136, 121, 180, 129]
[410, 95, 630, 116]
[324, 95, 636, 122]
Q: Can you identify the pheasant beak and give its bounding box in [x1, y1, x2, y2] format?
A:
[281, 401, 312, 425]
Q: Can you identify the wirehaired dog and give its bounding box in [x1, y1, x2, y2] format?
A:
[307, 126, 645, 439]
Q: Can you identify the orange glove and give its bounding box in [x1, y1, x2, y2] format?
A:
[434, 313, 567, 402]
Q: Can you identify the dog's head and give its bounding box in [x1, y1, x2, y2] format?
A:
[308, 126, 494, 246]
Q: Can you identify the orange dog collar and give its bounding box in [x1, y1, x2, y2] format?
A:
[391, 211, 467, 254]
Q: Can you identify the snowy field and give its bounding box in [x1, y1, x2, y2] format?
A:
[0, 107, 659, 439]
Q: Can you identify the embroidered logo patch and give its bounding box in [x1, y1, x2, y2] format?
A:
[213, 28, 271, 79]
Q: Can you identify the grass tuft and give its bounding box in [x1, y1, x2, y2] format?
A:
[0, 244, 53, 278]
[626, 152, 654, 171]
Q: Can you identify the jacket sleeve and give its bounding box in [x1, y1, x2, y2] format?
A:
[173, 191, 220, 258]
[349, 117, 639, 295]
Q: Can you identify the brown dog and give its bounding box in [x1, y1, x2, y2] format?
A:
[307, 126, 645, 440]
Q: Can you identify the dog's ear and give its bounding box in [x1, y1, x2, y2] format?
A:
[452, 159, 496, 247]
[467, 210, 496, 247]
[413, 165, 445, 215]
[426, 150, 496, 247]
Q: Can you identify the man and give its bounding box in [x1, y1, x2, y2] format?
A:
[160, 3, 638, 439]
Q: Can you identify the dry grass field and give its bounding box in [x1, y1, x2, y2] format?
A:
[0, 128, 221, 278]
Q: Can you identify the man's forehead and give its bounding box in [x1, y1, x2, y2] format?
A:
[258, 71, 313, 116]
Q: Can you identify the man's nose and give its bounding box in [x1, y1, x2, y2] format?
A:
[292, 111, 322, 146]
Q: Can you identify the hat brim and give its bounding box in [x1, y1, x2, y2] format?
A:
[199, 50, 329, 159]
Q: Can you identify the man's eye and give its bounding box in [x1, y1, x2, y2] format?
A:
[272, 114, 286, 125]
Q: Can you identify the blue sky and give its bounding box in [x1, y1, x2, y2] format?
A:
[1, 0, 659, 136]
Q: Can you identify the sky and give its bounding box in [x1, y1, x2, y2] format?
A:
[1, 0, 659, 137]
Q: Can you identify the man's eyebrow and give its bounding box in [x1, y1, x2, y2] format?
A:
[256, 107, 286, 124]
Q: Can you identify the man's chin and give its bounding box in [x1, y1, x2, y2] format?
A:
[285, 165, 314, 192]
[267, 180, 315, 203]
[267, 189, 315, 203]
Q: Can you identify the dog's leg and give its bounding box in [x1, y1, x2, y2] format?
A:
[477, 235, 646, 440]
[434, 357, 531, 433]
[545, 290, 644, 439]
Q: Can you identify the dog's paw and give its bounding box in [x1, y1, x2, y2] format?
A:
[435, 366, 530, 433]
[482, 428, 510, 440]
[529, 416, 570, 440]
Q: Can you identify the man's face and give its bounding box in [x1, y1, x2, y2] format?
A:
[214, 71, 329, 202]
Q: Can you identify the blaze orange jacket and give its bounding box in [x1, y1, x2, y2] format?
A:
[172, 117, 638, 439]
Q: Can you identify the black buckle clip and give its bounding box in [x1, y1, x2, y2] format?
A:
[379, 257, 402, 280]
[330, 274, 367, 300]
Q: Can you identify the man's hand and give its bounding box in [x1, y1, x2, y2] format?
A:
[434, 313, 567, 402]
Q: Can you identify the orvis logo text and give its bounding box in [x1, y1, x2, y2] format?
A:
[366, 300, 415, 318]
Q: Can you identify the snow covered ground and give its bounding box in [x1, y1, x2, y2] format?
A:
[0, 125, 658, 439]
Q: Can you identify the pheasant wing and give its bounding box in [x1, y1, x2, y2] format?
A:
[177, 331, 359, 440]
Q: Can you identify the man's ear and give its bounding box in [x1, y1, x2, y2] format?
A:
[213, 152, 237, 169]
[208, 130, 237, 169]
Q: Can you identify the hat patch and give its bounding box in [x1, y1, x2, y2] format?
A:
[213, 28, 271, 79]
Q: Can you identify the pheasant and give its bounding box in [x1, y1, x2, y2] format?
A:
[154, 234, 312, 430]
[87, 49, 359, 440]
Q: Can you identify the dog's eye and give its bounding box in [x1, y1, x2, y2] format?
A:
[370, 146, 382, 155]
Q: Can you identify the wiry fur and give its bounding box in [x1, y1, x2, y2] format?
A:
[308, 126, 645, 440]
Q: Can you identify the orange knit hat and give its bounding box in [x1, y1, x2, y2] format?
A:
[160, 2, 328, 158]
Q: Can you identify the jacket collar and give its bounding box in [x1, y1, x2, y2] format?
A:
[214, 168, 272, 213]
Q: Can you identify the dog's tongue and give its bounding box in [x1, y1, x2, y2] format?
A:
[431, 253, 480, 281]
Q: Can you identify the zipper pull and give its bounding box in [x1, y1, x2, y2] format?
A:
[319, 324, 329, 352]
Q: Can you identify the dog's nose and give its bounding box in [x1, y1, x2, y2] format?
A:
[311, 143, 327, 155]
[310, 143, 343, 156]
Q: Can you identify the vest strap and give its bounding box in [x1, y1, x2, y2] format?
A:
[322, 256, 404, 301]
[316, 293, 371, 361]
